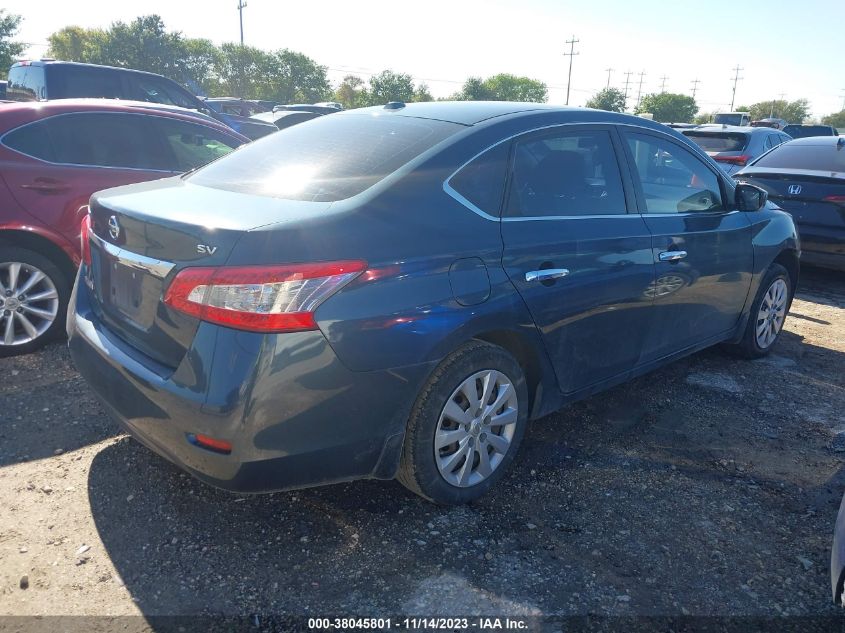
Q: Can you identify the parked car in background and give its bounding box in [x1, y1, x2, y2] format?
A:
[782, 124, 839, 139]
[0, 80, 6, 99]
[735, 136, 845, 271]
[315, 101, 343, 110]
[751, 118, 788, 130]
[273, 103, 343, 115]
[5, 60, 277, 140]
[203, 97, 269, 118]
[713, 112, 751, 126]
[682, 125, 791, 175]
[664, 123, 698, 129]
[68, 101, 798, 505]
[251, 109, 323, 130]
[0, 99, 248, 355]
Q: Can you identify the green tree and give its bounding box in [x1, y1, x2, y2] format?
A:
[177, 38, 221, 96]
[585, 87, 626, 112]
[368, 70, 416, 104]
[635, 92, 698, 123]
[413, 83, 433, 102]
[747, 99, 810, 123]
[215, 43, 273, 98]
[694, 112, 713, 124]
[452, 74, 547, 102]
[100, 15, 185, 76]
[0, 10, 26, 79]
[822, 110, 845, 130]
[334, 74, 368, 109]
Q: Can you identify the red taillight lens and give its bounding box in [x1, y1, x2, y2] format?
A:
[80, 213, 92, 266]
[714, 154, 750, 166]
[187, 433, 232, 454]
[163, 261, 367, 333]
[823, 195, 845, 206]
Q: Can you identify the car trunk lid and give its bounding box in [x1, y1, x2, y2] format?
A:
[85, 177, 333, 368]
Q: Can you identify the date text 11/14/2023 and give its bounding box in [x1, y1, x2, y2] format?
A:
[307, 617, 530, 630]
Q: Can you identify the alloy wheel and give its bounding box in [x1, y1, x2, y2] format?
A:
[434, 369, 519, 488]
[755, 278, 788, 349]
[0, 262, 60, 347]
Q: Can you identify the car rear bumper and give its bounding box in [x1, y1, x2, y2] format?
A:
[67, 275, 434, 493]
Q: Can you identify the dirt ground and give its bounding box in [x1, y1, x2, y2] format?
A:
[1, 267, 844, 628]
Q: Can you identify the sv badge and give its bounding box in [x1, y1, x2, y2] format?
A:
[197, 244, 218, 255]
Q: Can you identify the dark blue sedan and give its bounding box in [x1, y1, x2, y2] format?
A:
[67, 102, 799, 504]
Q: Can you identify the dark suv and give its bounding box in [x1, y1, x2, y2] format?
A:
[68, 102, 800, 505]
[6, 60, 276, 140]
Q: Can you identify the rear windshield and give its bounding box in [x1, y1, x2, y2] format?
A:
[48, 65, 123, 99]
[188, 113, 462, 201]
[713, 114, 746, 126]
[754, 143, 845, 172]
[783, 126, 836, 139]
[6, 65, 46, 101]
[682, 131, 748, 152]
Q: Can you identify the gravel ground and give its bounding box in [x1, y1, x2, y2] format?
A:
[1, 267, 844, 627]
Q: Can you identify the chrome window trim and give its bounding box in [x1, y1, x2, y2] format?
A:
[89, 230, 175, 279]
[0, 110, 238, 172]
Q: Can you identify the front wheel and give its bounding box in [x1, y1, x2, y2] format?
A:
[397, 341, 529, 505]
[730, 263, 792, 359]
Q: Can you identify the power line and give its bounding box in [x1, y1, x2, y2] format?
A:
[563, 35, 579, 106]
[636, 71, 646, 109]
[691, 78, 701, 99]
[237, 0, 247, 46]
[729, 65, 743, 111]
[605, 67, 613, 90]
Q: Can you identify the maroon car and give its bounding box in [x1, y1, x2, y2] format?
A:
[0, 99, 248, 355]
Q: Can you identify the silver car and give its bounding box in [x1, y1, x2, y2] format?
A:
[682, 125, 792, 175]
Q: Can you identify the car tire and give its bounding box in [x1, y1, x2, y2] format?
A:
[729, 263, 792, 359]
[0, 247, 70, 357]
[397, 340, 529, 505]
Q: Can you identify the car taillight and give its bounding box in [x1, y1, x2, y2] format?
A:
[714, 154, 750, 166]
[80, 213, 92, 266]
[823, 195, 845, 206]
[163, 261, 367, 333]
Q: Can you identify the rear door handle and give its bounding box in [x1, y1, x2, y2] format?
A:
[658, 250, 687, 262]
[20, 180, 70, 194]
[525, 268, 570, 282]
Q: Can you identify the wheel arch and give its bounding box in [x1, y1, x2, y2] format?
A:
[0, 228, 78, 286]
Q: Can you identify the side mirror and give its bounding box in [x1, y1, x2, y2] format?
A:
[735, 182, 768, 211]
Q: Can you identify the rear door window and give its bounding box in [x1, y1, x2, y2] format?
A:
[149, 117, 242, 172]
[48, 65, 123, 99]
[624, 132, 724, 213]
[42, 113, 171, 170]
[2, 120, 56, 161]
[505, 129, 627, 217]
[188, 113, 462, 201]
[447, 142, 510, 217]
[131, 77, 199, 110]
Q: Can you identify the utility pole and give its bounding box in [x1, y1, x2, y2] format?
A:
[623, 71, 633, 108]
[237, 0, 247, 46]
[691, 78, 701, 99]
[563, 36, 579, 106]
[636, 71, 646, 109]
[770, 92, 786, 118]
[659, 75, 668, 93]
[729, 65, 743, 112]
[605, 67, 613, 90]
[841, 89, 845, 111]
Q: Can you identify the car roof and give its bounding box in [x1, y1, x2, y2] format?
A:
[0, 98, 249, 140]
[344, 101, 564, 125]
[12, 59, 170, 80]
[783, 135, 844, 146]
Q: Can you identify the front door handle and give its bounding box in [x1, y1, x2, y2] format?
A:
[658, 250, 687, 262]
[525, 268, 570, 282]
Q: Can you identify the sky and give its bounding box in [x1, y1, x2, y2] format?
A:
[5, 0, 844, 117]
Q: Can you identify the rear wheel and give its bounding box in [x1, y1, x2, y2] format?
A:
[397, 341, 529, 504]
[730, 263, 791, 359]
[0, 247, 69, 357]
